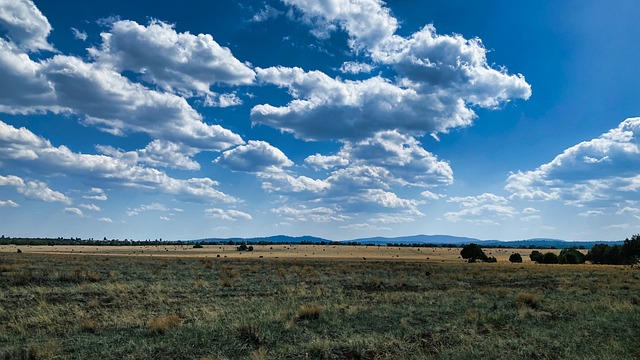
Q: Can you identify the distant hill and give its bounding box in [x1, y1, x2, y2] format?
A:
[189, 234, 623, 248]
[345, 235, 623, 248]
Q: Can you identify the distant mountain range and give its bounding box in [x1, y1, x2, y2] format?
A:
[191, 234, 624, 249]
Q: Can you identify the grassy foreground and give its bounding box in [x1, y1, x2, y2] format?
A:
[1, 251, 639, 359]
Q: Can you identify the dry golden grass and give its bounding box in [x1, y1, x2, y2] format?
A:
[147, 315, 182, 334]
[298, 304, 323, 320]
[0, 243, 564, 263]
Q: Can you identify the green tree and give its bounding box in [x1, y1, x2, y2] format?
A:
[460, 243, 488, 262]
[622, 234, 640, 265]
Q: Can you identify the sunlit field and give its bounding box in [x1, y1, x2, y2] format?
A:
[0, 244, 557, 262]
[1, 247, 639, 359]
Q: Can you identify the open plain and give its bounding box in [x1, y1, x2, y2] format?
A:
[1, 245, 639, 359]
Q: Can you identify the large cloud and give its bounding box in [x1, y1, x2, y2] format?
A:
[506, 117, 640, 206]
[252, 0, 530, 141]
[0, 121, 238, 203]
[0, 0, 53, 52]
[252, 66, 476, 140]
[89, 20, 255, 95]
[215, 140, 293, 172]
[0, 38, 55, 113]
[42, 55, 243, 150]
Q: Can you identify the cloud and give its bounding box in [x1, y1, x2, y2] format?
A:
[421, 190, 445, 201]
[283, 0, 398, 52]
[337, 131, 453, 186]
[339, 223, 391, 231]
[0, 38, 56, 113]
[506, 117, 640, 207]
[252, 66, 469, 141]
[254, 0, 530, 141]
[0, 199, 18, 207]
[250, 131, 451, 218]
[0, 121, 238, 203]
[251, 4, 284, 22]
[305, 153, 349, 170]
[71, 27, 87, 41]
[42, 55, 244, 150]
[83, 188, 107, 201]
[445, 193, 517, 224]
[64, 207, 83, 216]
[127, 202, 169, 216]
[339, 61, 373, 74]
[97, 140, 200, 171]
[89, 20, 255, 96]
[579, 210, 604, 217]
[205, 208, 253, 221]
[0, 174, 71, 204]
[98, 217, 113, 223]
[370, 214, 416, 224]
[0, 42, 243, 150]
[271, 205, 349, 222]
[0, 0, 53, 52]
[79, 203, 101, 211]
[215, 140, 293, 172]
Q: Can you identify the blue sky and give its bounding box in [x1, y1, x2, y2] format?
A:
[1, 0, 640, 241]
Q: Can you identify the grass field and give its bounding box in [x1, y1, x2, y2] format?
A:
[1, 246, 639, 359]
[0, 244, 555, 262]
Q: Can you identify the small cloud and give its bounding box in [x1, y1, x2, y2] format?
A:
[251, 4, 284, 22]
[79, 203, 101, 211]
[521, 215, 541, 222]
[339, 223, 391, 231]
[339, 61, 373, 74]
[579, 210, 604, 217]
[160, 216, 171, 221]
[84, 188, 107, 201]
[605, 223, 630, 230]
[421, 190, 445, 201]
[64, 207, 84, 217]
[98, 217, 113, 223]
[71, 27, 87, 41]
[205, 208, 253, 221]
[0, 199, 19, 207]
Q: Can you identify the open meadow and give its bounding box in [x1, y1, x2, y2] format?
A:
[1, 245, 639, 359]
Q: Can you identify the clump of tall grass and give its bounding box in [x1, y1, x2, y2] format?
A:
[515, 292, 542, 310]
[147, 315, 182, 334]
[298, 304, 323, 320]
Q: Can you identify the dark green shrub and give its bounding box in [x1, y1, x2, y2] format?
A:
[509, 253, 523, 263]
[558, 248, 586, 264]
[529, 250, 543, 263]
[541, 252, 559, 264]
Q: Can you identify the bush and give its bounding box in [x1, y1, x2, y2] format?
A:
[236, 243, 254, 251]
[193, 243, 204, 249]
[541, 252, 559, 264]
[558, 248, 586, 264]
[509, 253, 523, 263]
[529, 251, 543, 263]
